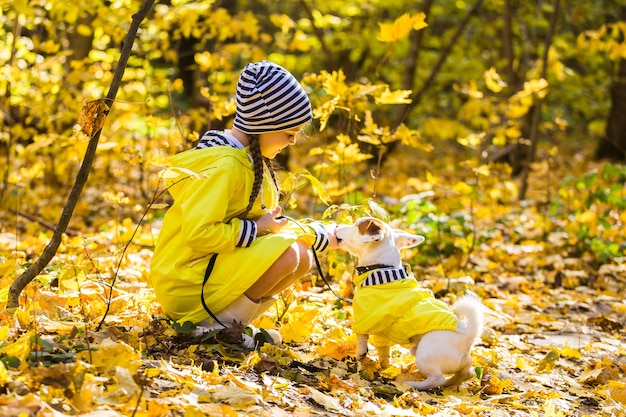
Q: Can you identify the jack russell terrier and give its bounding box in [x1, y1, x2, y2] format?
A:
[335, 217, 484, 390]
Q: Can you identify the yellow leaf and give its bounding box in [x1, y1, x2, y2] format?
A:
[606, 380, 626, 404]
[380, 365, 401, 379]
[505, 126, 521, 138]
[430, 279, 448, 295]
[269, 13, 295, 34]
[506, 103, 530, 118]
[515, 356, 534, 372]
[72, 371, 99, 411]
[316, 336, 356, 360]
[0, 361, 9, 385]
[523, 78, 549, 98]
[536, 348, 560, 372]
[377, 14, 410, 43]
[0, 331, 33, 366]
[576, 210, 596, 226]
[453, 181, 473, 195]
[412, 12, 428, 31]
[16, 308, 31, 328]
[543, 401, 566, 417]
[483, 372, 514, 395]
[280, 304, 318, 343]
[194, 51, 214, 69]
[484, 67, 507, 93]
[77, 23, 92, 37]
[76, 338, 140, 372]
[578, 367, 604, 383]
[458, 133, 483, 149]
[473, 164, 491, 177]
[321, 69, 348, 97]
[558, 344, 582, 359]
[374, 87, 412, 105]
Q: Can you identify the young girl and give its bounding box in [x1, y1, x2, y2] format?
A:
[150, 61, 336, 346]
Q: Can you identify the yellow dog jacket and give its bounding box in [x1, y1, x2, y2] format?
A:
[352, 267, 457, 346]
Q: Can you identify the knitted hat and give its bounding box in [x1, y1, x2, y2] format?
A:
[233, 61, 312, 134]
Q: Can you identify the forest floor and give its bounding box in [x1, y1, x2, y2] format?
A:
[0, 145, 625, 416]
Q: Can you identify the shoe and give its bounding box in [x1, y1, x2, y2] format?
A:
[194, 295, 282, 348]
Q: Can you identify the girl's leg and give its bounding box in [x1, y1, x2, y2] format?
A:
[245, 240, 312, 301]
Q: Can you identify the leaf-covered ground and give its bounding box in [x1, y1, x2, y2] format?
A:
[1, 147, 625, 416]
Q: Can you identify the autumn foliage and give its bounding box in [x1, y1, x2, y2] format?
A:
[1, 1, 626, 416]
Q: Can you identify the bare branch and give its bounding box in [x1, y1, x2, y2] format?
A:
[6, 0, 156, 310]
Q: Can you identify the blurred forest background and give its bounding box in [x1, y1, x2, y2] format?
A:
[1, 1, 626, 415]
[1, 0, 625, 226]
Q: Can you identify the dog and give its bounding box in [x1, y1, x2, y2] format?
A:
[335, 217, 484, 390]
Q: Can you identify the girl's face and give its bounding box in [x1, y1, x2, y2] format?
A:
[258, 125, 305, 158]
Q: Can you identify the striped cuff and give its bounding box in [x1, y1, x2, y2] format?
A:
[236, 219, 257, 248]
[309, 222, 330, 252]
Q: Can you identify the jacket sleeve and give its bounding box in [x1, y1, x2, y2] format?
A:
[307, 221, 334, 252]
[177, 159, 256, 253]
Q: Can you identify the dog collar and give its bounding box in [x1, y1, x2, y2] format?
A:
[355, 264, 395, 274]
[360, 267, 413, 287]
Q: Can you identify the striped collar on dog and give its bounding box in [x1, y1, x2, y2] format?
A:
[358, 266, 413, 287]
[356, 264, 394, 274]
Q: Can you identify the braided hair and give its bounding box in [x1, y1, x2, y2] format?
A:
[241, 134, 278, 218]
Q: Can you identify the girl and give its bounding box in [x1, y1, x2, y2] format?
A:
[150, 61, 336, 346]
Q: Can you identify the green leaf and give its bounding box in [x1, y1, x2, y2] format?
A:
[0, 356, 21, 369]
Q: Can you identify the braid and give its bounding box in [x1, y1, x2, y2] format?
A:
[242, 135, 265, 218]
[264, 157, 278, 187]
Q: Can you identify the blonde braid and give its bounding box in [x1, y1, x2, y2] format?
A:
[242, 135, 265, 218]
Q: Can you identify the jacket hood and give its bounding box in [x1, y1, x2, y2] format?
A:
[162, 146, 252, 199]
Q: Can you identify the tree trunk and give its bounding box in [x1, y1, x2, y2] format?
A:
[595, 6, 626, 160]
[501, 0, 519, 89]
[518, 0, 561, 200]
[596, 65, 626, 160]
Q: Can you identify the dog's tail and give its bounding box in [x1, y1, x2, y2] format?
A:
[453, 293, 484, 344]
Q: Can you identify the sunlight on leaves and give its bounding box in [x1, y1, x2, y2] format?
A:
[76, 338, 140, 373]
[484, 67, 508, 93]
[374, 87, 412, 105]
[377, 13, 428, 43]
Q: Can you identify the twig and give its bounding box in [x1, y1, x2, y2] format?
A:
[9, 208, 80, 237]
[5, 0, 156, 311]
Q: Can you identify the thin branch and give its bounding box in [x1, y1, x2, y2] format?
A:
[6, 0, 156, 310]
[398, 0, 484, 126]
[9, 208, 80, 237]
[392, 0, 434, 128]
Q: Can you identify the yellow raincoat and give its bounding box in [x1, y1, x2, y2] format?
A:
[352, 268, 457, 346]
[150, 137, 326, 326]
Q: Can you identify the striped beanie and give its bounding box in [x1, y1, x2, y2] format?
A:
[233, 61, 312, 134]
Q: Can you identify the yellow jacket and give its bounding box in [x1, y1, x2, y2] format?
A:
[150, 132, 329, 325]
[352, 268, 457, 346]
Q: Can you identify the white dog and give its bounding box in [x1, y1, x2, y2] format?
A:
[335, 217, 484, 390]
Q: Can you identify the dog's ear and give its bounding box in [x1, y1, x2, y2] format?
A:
[394, 231, 425, 249]
[357, 218, 386, 242]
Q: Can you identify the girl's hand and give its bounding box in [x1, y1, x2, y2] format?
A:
[324, 222, 339, 250]
[255, 206, 288, 235]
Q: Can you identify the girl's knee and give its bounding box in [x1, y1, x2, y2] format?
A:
[296, 241, 313, 272]
[281, 241, 312, 276]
